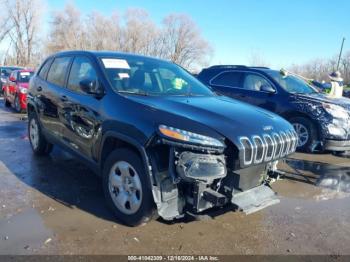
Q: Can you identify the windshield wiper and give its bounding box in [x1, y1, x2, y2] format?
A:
[117, 90, 149, 96]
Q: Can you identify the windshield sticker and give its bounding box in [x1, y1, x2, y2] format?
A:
[20, 72, 31, 76]
[172, 78, 187, 90]
[102, 59, 130, 69]
[118, 73, 130, 79]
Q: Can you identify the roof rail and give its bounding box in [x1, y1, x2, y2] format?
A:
[207, 65, 248, 70]
[250, 66, 270, 69]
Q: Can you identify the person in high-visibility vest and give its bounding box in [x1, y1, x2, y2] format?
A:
[328, 71, 344, 98]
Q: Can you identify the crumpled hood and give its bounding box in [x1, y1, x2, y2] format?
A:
[127, 95, 294, 142]
[294, 93, 350, 111]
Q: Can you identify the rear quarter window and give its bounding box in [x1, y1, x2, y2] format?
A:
[47, 57, 71, 87]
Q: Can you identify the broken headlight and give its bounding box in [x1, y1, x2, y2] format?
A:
[159, 125, 224, 147]
[327, 124, 346, 137]
[323, 103, 349, 119]
[176, 151, 227, 182]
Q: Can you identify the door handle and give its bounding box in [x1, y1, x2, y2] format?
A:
[60, 95, 68, 102]
[37, 86, 42, 92]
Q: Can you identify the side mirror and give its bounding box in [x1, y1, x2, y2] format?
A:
[79, 79, 103, 97]
[260, 84, 275, 93]
[9, 76, 16, 82]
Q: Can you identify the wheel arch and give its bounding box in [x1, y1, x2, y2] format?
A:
[99, 131, 155, 188]
[26, 101, 38, 117]
[281, 111, 322, 140]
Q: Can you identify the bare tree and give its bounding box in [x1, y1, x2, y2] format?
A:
[122, 8, 159, 55]
[45, 5, 212, 70]
[0, 1, 12, 44]
[158, 14, 212, 70]
[85, 11, 122, 51]
[3, 0, 43, 66]
[287, 52, 350, 85]
[47, 3, 87, 53]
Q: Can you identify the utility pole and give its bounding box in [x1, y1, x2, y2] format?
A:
[336, 37, 346, 71]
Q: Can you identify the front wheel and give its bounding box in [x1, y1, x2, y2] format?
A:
[14, 95, 23, 113]
[290, 117, 317, 153]
[28, 112, 53, 155]
[103, 148, 156, 226]
[4, 97, 11, 107]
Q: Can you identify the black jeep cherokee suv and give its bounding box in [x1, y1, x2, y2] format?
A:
[198, 65, 350, 152]
[28, 51, 297, 226]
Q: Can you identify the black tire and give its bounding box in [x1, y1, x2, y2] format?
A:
[14, 95, 23, 113]
[289, 117, 318, 153]
[102, 148, 156, 226]
[28, 111, 53, 156]
[4, 97, 11, 107]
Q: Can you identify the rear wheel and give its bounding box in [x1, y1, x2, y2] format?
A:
[290, 117, 317, 152]
[28, 112, 53, 155]
[102, 148, 156, 226]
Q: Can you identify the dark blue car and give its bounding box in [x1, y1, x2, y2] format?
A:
[198, 65, 350, 153]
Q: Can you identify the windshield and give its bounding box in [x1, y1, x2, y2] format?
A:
[267, 70, 318, 94]
[18, 71, 34, 83]
[100, 56, 213, 96]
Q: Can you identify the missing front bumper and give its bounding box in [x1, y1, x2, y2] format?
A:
[231, 185, 280, 214]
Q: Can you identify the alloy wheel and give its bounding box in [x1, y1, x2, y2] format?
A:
[292, 123, 309, 148]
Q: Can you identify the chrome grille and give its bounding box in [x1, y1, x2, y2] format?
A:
[239, 129, 298, 168]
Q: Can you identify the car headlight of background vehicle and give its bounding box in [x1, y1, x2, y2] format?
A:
[19, 87, 28, 94]
[327, 124, 346, 137]
[322, 103, 349, 119]
[159, 125, 225, 147]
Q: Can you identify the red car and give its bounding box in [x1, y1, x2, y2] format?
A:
[3, 69, 34, 112]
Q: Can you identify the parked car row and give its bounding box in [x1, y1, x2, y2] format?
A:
[1, 66, 24, 94]
[3, 69, 34, 112]
[1, 66, 34, 112]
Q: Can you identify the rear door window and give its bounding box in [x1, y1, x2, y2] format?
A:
[47, 57, 71, 87]
[211, 72, 244, 88]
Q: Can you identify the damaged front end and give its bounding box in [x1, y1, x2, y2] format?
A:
[291, 97, 350, 152]
[146, 126, 298, 220]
